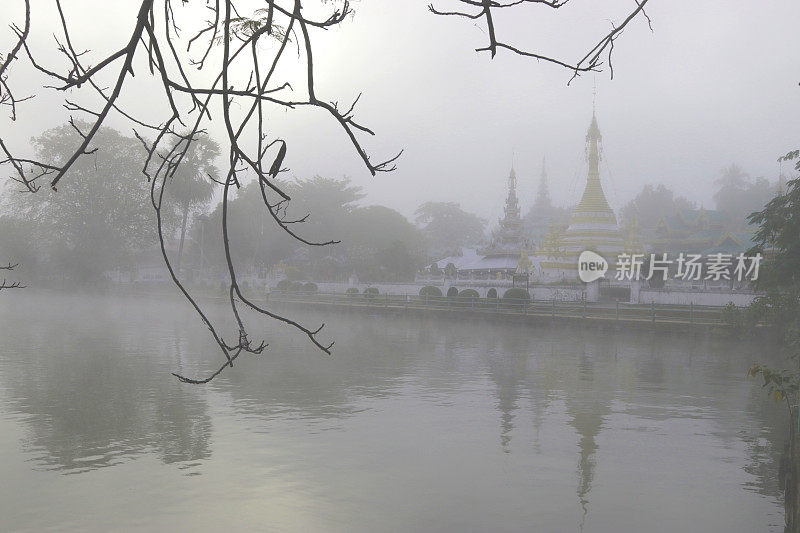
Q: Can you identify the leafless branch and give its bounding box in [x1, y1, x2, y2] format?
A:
[0, 262, 24, 290]
[0, 0, 395, 383]
[429, 0, 651, 83]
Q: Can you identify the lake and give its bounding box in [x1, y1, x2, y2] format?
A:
[0, 292, 788, 532]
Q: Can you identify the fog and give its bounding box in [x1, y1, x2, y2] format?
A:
[2, 0, 798, 223]
[1, 2, 799, 530]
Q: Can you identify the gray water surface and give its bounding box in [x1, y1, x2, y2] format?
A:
[0, 292, 788, 532]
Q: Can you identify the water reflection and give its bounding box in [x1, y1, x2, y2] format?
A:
[0, 294, 212, 473]
[0, 292, 790, 531]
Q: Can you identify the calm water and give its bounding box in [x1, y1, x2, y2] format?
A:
[0, 292, 789, 532]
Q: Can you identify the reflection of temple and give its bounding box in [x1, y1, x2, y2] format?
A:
[564, 344, 614, 530]
[538, 111, 625, 279]
[482, 333, 617, 530]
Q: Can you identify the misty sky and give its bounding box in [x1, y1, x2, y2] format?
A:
[2, 0, 798, 229]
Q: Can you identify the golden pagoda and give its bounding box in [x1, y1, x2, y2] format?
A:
[538, 111, 625, 279]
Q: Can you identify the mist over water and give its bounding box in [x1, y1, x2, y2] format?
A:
[0, 292, 787, 531]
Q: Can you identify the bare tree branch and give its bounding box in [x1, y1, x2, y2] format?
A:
[429, 0, 652, 83]
[0, 0, 395, 383]
[0, 262, 24, 290]
[0, 0, 648, 382]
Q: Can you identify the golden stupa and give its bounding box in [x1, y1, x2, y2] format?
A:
[538, 112, 625, 279]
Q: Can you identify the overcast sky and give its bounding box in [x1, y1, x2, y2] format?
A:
[2, 0, 798, 228]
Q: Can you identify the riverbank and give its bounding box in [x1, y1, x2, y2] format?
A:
[258, 292, 754, 338]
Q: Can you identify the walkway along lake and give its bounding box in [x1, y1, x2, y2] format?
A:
[260, 290, 748, 338]
[0, 291, 788, 532]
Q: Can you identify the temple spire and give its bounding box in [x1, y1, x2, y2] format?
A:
[493, 165, 524, 249]
[575, 111, 613, 215]
[505, 165, 519, 218]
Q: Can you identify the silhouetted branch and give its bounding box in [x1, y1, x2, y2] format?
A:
[429, 0, 652, 83]
[0, 0, 387, 383]
[1, 0, 647, 383]
[0, 262, 24, 290]
[0, 0, 31, 121]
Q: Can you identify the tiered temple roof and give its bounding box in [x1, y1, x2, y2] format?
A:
[493, 167, 525, 250]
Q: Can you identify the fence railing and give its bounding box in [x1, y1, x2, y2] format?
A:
[266, 290, 731, 326]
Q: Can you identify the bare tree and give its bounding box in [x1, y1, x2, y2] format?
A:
[0, 0, 649, 383]
[0, 262, 23, 290]
[429, 0, 652, 82]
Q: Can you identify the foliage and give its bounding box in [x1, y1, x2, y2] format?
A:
[620, 184, 695, 232]
[206, 177, 425, 282]
[205, 179, 298, 274]
[503, 288, 530, 301]
[0, 216, 40, 279]
[747, 363, 799, 407]
[749, 177, 800, 291]
[714, 164, 776, 230]
[363, 287, 379, 299]
[414, 202, 486, 253]
[419, 286, 442, 297]
[346, 205, 426, 281]
[275, 279, 292, 292]
[302, 282, 318, 293]
[780, 150, 800, 173]
[721, 302, 747, 331]
[745, 153, 800, 414]
[5, 124, 168, 283]
[446, 287, 459, 298]
[345, 287, 359, 296]
[164, 135, 219, 273]
[458, 289, 479, 299]
[487, 288, 498, 299]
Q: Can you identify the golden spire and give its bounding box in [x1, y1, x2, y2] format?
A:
[575, 112, 614, 215]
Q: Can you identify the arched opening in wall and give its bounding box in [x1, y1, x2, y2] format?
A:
[458, 289, 479, 308]
[487, 288, 498, 299]
[446, 287, 459, 298]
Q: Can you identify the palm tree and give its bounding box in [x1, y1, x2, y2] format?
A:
[167, 136, 219, 277]
[715, 163, 749, 190]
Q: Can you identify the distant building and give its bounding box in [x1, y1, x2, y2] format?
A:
[428, 167, 534, 280]
[525, 157, 567, 247]
[537, 111, 624, 280]
[650, 207, 756, 255]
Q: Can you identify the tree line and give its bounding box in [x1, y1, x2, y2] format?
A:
[0, 124, 490, 286]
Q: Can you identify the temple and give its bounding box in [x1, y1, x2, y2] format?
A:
[491, 166, 526, 249]
[537, 111, 624, 279]
[526, 158, 563, 246]
[427, 110, 626, 283]
[430, 166, 533, 279]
